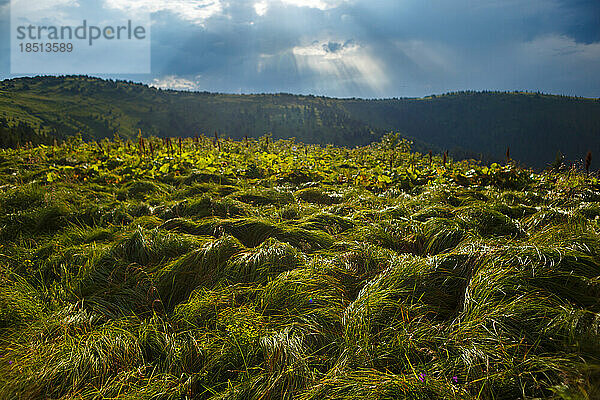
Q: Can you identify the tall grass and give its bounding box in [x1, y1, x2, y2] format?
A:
[1, 136, 599, 399]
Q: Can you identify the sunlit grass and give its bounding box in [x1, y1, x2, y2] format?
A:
[0, 133, 599, 399]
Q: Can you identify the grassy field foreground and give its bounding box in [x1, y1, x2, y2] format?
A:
[0, 133, 599, 399]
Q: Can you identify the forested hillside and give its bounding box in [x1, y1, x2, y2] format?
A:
[1, 75, 599, 168]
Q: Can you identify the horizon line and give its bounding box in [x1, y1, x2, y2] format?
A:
[3, 74, 600, 102]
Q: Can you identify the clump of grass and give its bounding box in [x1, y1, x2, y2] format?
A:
[276, 225, 335, 252]
[354, 220, 425, 254]
[376, 204, 410, 220]
[447, 243, 600, 397]
[125, 180, 169, 199]
[279, 204, 302, 220]
[411, 205, 454, 222]
[131, 215, 164, 229]
[523, 207, 576, 231]
[414, 186, 463, 207]
[1, 314, 206, 399]
[174, 283, 260, 329]
[421, 218, 467, 255]
[59, 225, 115, 245]
[33, 241, 108, 284]
[453, 188, 489, 204]
[261, 266, 346, 315]
[298, 212, 355, 234]
[577, 202, 600, 219]
[260, 265, 347, 347]
[198, 306, 265, 391]
[171, 182, 238, 200]
[0, 183, 46, 213]
[164, 217, 336, 251]
[126, 202, 152, 217]
[109, 226, 204, 267]
[0, 272, 44, 330]
[0, 320, 145, 399]
[159, 217, 205, 234]
[157, 196, 248, 220]
[455, 206, 522, 237]
[26, 301, 101, 343]
[34, 203, 72, 232]
[0, 201, 72, 239]
[180, 171, 234, 186]
[296, 187, 342, 205]
[215, 219, 281, 248]
[155, 235, 244, 309]
[181, 195, 248, 218]
[170, 182, 212, 199]
[299, 369, 470, 400]
[486, 244, 600, 309]
[258, 327, 313, 399]
[234, 188, 294, 206]
[225, 238, 306, 283]
[75, 258, 158, 317]
[490, 202, 537, 219]
[72, 227, 203, 317]
[334, 242, 397, 281]
[500, 190, 543, 207]
[341, 255, 463, 371]
[97, 202, 134, 225]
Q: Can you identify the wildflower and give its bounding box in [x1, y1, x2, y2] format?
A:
[452, 376, 458, 384]
[418, 372, 426, 382]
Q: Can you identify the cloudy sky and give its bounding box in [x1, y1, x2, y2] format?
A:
[1, 0, 599, 98]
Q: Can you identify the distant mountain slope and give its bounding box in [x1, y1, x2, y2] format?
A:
[342, 93, 600, 169]
[1, 75, 599, 168]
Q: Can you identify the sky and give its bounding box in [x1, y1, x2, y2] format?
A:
[1, 0, 599, 98]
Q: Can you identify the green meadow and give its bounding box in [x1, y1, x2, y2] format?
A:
[0, 133, 599, 399]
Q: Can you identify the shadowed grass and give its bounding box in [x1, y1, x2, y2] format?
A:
[412, 205, 454, 222]
[125, 180, 170, 199]
[0, 271, 44, 330]
[155, 235, 244, 309]
[174, 283, 261, 329]
[341, 255, 469, 372]
[298, 369, 472, 400]
[455, 206, 522, 237]
[156, 195, 248, 220]
[298, 212, 355, 235]
[159, 217, 335, 251]
[234, 188, 294, 206]
[0, 183, 46, 213]
[296, 187, 343, 205]
[353, 220, 425, 254]
[225, 238, 306, 283]
[0, 320, 145, 399]
[421, 218, 467, 255]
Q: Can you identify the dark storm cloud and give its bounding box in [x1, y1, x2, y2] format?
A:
[0, 0, 599, 97]
[143, 0, 600, 97]
[556, 0, 600, 43]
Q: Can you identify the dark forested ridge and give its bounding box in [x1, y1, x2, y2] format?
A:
[1, 75, 599, 168]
